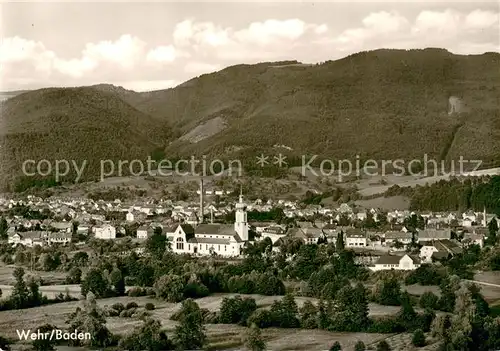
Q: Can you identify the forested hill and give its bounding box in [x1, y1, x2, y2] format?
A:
[1, 48, 500, 190]
[386, 175, 500, 214]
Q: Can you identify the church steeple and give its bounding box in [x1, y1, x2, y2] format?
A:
[483, 206, 487, 227]
[234, 185, 248, 241]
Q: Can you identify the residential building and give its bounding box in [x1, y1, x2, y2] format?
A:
[370, 254, 421, 271]
[94, 224, 116, 240]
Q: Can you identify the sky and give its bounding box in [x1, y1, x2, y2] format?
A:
[1, 1, 499, 92]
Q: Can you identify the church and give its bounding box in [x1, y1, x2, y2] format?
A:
[166, 182, 249, 257]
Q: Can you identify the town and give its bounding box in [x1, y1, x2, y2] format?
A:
[1, 178, 494, 272]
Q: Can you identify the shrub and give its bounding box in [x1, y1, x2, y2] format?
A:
[376, 340, 391, 351]
[183, 282, 210, 299]
[132, 311, 150, 319]
[219, 296, 257, 325]
[119, 309, 136, 318]
[412, 329, 426, 347]
[367, 317, 403, 333]
[145, 303, 155, 310]
[107, 308, 119, 317]
[111, 303, 125, 313]
[354, 340, 366, 351]
[126, 302, 138, 310]
[247, 310, 274, 329]
[419, 291, 438, 310]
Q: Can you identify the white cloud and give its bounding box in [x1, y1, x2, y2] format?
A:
[147, 45, 178, 63]
[1, 10, 498, 92]
[173, 20, 230, 47]
[464, 10, 499, 30]
[234, 19, 308, 44]
[335, 11, 409, 47]
[412, 9, 462, 35]
[82, 34, 146, 69]
[53, 57, 96, 78]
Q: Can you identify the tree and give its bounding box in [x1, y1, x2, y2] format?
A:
[329, 341, 342, 351]
[154, 274, 185, 302]
[66, 267, 82, 284]
[374, 277, 401, 306]
[331, 283, 369, 332]
[397, 292, 416, 330]
[32, 324, 57, 351]
[299, 300, 318, 329]
[66, 292, 113, 347]
[488, 218, 499, 245]
[119, 318, 174, 351]
[146, 230, 167, 259]
[81, 269, 109, 298]
[270, 294, 300, 328]
[109, 268, 125, 296]
[336, 231, 345, 251]
[376, 340, 391, 351]
[27, 276, 42, 306]
[174, 299, 206, 350]
[0, 217, 8, 239]
[412, 329, 426, 347]
[10, 267, 29, 309]
[354, 340, 366, 351]
[419, 291, 438, 310]
[71, 251, 89, 267]
[219, 296, 257, 325]
[245, 324, 266, 351]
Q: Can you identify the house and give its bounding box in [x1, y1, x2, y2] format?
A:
[94, 224, 116, 240]
[288, 227, 324, 245]
[137, 226, 149, 239]
[370, 254, 421, 271]
[345, 228, 368, 247]
[47, 232, 72, 245]
[464, 231, 485, 248]
[76, 224, 90, 235]
[49, 222, 72, 233]
[260, 226, 287, 244]
[250, 222, 273, 233]
[417, 229, 451, 242]
[383, 231, 413, 246]
[8, 231, 47, 247]
[126, 212, 135, 222]
[419, 240, 463, 263]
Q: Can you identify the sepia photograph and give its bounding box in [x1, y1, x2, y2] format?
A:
[0, 0, 499, 350]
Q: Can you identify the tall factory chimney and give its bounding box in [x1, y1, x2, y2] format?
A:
[199, 177, 204, 223]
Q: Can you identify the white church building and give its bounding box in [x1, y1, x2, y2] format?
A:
[166, 193, 249, 257]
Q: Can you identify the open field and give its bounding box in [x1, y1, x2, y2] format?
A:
[356, 167, 500, 197]
[354, 195, 410, 211]
[474, 271, 500, 285]
[0, 284, 82, 299]
[0, 265, 68, 285]
[0, 293, 404, 343]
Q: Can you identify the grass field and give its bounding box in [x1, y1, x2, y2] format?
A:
[0, 293, 411, 350]
[0, 265, 68, 285]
